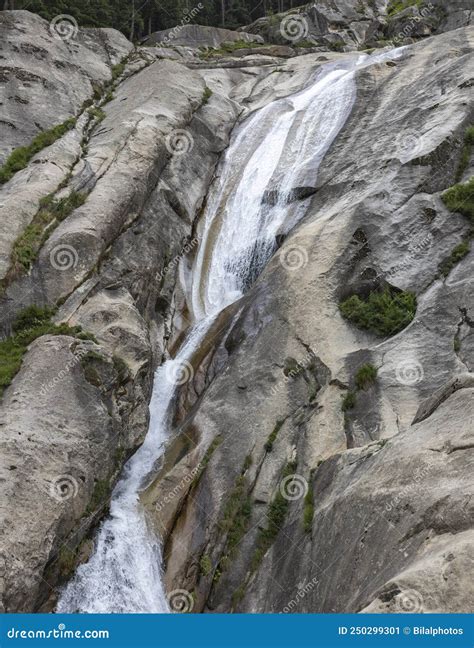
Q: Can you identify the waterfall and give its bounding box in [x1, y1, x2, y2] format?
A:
[57, 48, 405, 614]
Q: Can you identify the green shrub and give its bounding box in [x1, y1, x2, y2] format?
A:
[442, 177, 474, 223]
[202, 86, 213, 106]
[88, 106, 106, 123]
[339, 287, 417, 337]
[250, 461, 296, 572]
[264, 419, 284, 452]
[341, 390, 357, 411]
[0, 119, 76, 185]
[455, 125, 474, 182]
[303, 487, 314, 533]
[11, 191, 87, 271]
[355, 363, 378, 390]
[438, 241, 470, 277]
[0, 306, 89, 396]
[199, 554, 212, 576]
[387, 0, 423, 16]
[111, 62, 125, 81]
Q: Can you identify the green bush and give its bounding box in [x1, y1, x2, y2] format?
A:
[339, 287, 417, 337]
[456, 125, 474, 181]
[341, 390, 357, 411]
[387, 0, 423, 16]
[438, 241, 470, 277]
[303, 487, 314, 533]
[0, 306, 89, 396]
[12, 191, 86, 271]
[199, 554, 212, 576]
[264, 420, 284, 452]
[85, 479, 110, 514]
[355, 363, 378, 390]
[0, 119, 76, 185]
[202, 86, 213, 106]
[442, 177, 474, 223]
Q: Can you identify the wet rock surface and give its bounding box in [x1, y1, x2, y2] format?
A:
[0, 6, 473, 614]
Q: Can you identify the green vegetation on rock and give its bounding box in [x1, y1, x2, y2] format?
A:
[341, 390, 357, 412]
[355, 363, 378, 390]
[264, 419, 284, 452]
[339, 287, 417, 337]
[0, 306, 91, 397]
[387, 0, 423, 16]
[12, 191, 87, 272]
[199, 554, 212, 576]
[303, 483, 314, 533]
[250, 461, 297, 572]
[455, 125, 474, 182]
[438, 241, 470, 277]
[0, 119, 76, 185]
[442, 176, 474, 223]
[202, 86, 213, 106]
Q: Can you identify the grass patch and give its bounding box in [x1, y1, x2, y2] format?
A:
[339, 287, 417, 337]
[201, 86, 213, 106]
[455, 125, 474, 182]
[442, 176, 474, 223]
[199, 554, 212, 576]
[11, 191, 87, 272]
[0, 119, 76, 185]
[88, 106, 106, 123]
[0, 306, 89, 396]
[328, 41, 345, 52]
[355, 363, 378, 390]
[438, 241, 471, 277]
[250, 461, 296, 573]
[264, 419, 284, 452]
[342, 390, 357, 412]
[111, 62, 126, 82]
[387, 0, 423, 16]
[303, 484, 314, 533]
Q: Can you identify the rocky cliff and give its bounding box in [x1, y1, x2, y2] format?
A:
[0, 6, 473, 614]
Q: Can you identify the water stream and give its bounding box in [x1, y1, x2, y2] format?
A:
[57, 48, 404, 613]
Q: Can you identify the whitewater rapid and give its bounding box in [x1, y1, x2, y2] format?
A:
[57, 48, 405, 613]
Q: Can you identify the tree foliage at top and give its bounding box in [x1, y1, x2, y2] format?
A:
[3, 0, 306, 40]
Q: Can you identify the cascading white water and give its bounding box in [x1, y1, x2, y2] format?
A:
[57, 48, 405, 614]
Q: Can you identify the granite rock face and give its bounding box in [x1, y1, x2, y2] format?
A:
[0, 6, 473, 615]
